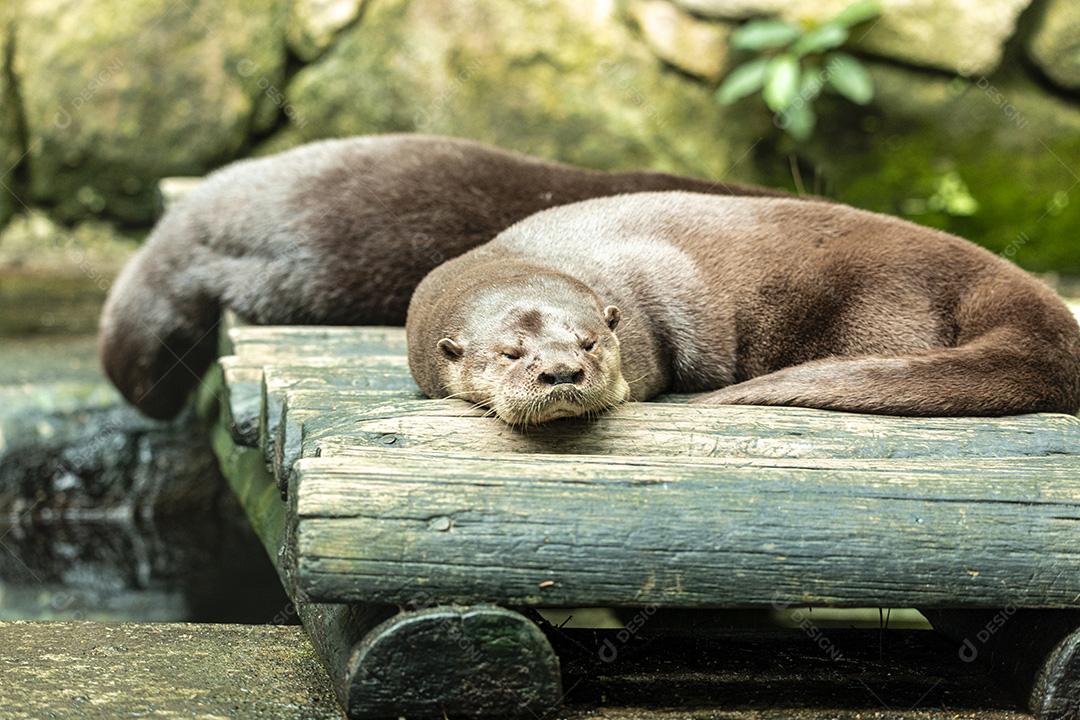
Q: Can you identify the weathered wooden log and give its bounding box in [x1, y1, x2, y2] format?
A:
[273, 387, 1080, 489]
[262, 363, 419, 476]
[227, 325, 407, 359]
[924, 609, 1080, 720]
[217, 320, 411, 450]
[290, 451, 1080, 608]
[314, 399, 1080, 458]
[202, 370, 561, 718]
[218, 358, 264, 447]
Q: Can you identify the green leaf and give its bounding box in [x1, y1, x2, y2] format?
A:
[780, 103, 816, 141]
[829, 0, 881, 28]
[715, 58, 770, 105]
[799, 63, 825, 100]
[763, 54, 801, 112]
[826, 52, 874, 104]
[731, 19, 802, 50]
[791, 23, 849, 56]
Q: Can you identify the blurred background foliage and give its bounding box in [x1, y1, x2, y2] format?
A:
[0, 0, 1078, 339]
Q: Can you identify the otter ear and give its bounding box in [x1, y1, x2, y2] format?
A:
[437, 337, 464, 360]
[603, 305, 622, 331]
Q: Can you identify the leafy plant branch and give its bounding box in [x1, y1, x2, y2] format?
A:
[716, 0, 881, 141]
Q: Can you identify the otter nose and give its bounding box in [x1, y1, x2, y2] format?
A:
[538, 364, 585, 386]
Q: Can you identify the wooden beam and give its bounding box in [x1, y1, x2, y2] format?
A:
[290, 450, 1080, 608]
[313, 399, 1080, 458]
[272, 389, 1080, 489]
[227, 325, 407, 359]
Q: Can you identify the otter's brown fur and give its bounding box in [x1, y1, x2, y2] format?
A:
[100, 135, 795, 419]
[407, 192, 1080, 421]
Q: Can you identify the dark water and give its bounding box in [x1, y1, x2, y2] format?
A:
[0, 498, 293, 624]
[0, 331, 293, 625]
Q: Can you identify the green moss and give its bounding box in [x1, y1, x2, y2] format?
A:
[783, 62, 1080, 273]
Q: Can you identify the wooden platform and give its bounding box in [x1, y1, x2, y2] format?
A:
[202, 321, 1080, 720]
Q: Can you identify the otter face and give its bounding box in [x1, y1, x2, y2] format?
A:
[437, 304, 630, 426]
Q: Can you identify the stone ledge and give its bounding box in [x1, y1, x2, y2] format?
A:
[0, 622, 340, 720]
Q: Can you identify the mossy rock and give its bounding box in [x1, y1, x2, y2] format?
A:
[0, 18, 22, 229]
[12, 0, 288, 225]
[281, 0, 767, 183]
[287, 0, 366, 62]
[771, 62, 1080, 274]
[1028, 0, 1080, 91]
[675, 0, 1032, 76]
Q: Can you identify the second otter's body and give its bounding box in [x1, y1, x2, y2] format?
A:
[408, 192, 1080, 422]
[101, 135, 790, 419]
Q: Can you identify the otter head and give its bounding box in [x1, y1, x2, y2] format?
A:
[436, 299, 630, 426]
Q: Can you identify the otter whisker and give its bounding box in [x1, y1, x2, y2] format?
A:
[455, 397, 496, 418]
[442, 390, 481, 402]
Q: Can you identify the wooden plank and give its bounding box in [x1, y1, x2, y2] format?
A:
[261, 359, 418, 403]
[272, 390, 1080, 488]
[228, 325, 406, 360]
[316, 401, 1080, 458]
[264, 365, 420, 483]
[290, 450, 1080, 608]
[218, 358, 265, 447]
[225, 324, 413, 448]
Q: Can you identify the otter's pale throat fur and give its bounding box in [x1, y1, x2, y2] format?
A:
[100, 134, 799, 420]
[407, 192, 1080, 424]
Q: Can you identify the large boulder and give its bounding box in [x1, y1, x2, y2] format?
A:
[12, 0, 287, 225]
[280, 0, 765, 183]
[287, 0, 367, 61]
[1027, 0, 1080, 91]
[776, 62, 1080, 274]
[673, 0, 1032, 76]
[629, 0, 731, 81]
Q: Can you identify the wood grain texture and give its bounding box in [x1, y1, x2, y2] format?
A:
[218, 358, 265, 447]
[274, 389, 1080, 489]
[316, 400, 1080, 458]
[227, 325, 407, 359]
[291, 450, 1080, 608]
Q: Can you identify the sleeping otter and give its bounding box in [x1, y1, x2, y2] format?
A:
[407, 192, 1080, 424]
[100, 135, 794, 419]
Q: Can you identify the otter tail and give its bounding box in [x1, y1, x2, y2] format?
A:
[692, 326, 1080, 416]
[99, 220, 220, 420]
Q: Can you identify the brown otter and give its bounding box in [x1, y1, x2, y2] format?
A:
[100, 135, 795, 420]
[407, 192, 1080, 424]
